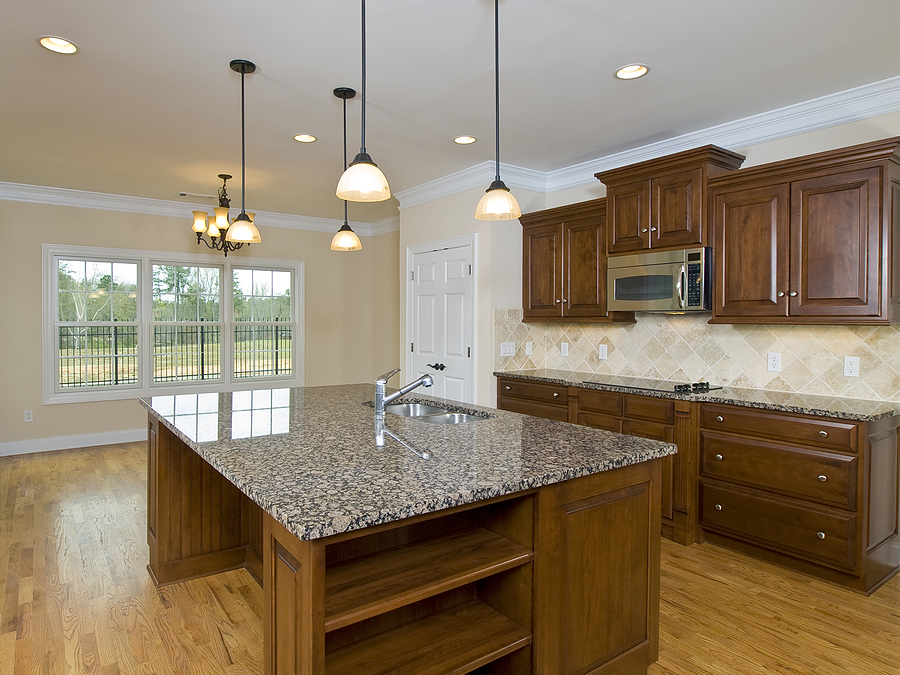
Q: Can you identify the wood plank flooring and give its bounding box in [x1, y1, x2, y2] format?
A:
[1, 442, 898, 674]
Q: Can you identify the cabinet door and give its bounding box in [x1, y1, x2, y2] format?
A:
[522, 223, 563, 318]
[623, 419, 675, 522]
[712, 183, 790, 318]
[563, 216, 607, 317]
[652, 167, 704, 248]
[790, 167, 881, 318]
[607, 179, 651, 254]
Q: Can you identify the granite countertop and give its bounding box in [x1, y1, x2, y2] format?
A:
[140, 383, 675, 541]
[494, 369, 900, 421]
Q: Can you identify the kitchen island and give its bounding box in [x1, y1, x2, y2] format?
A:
[142, 383, 676, 675]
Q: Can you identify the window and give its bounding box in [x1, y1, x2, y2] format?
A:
[43, 245, 304, 404]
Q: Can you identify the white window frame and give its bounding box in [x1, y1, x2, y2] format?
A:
[42, 244, 305, 404]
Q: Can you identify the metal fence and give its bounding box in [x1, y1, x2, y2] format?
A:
[58, 325, 139, 387]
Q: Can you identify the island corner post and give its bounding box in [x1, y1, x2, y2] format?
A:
[145, 386, 668, 675]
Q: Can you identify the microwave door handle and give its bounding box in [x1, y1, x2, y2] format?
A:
[677, 267, 686, 309]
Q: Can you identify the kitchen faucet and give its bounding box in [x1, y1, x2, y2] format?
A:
[374, 368, 434, 423]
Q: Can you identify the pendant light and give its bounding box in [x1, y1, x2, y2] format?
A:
[226, 59, 262, 246]
[475, 0, 521, 220]
[331, 87, 363, 251]
[336, 0, 391, 203]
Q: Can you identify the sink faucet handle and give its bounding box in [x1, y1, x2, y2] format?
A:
[376, 368, 401, 384]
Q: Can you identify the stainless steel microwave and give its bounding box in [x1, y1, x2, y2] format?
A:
[607, 247, 711, 313]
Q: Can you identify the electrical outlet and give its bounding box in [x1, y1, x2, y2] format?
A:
[767, 352, 782, 372]
[561, 342, 569, 357]
[24, 410, 33, 423]
[500, 342, 515, 357]
[525, 341, 533, 356]
[598, 344, 608, 360]
[844, 356, 860, 377]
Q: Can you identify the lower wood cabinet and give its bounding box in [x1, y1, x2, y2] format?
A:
[698, 403, 900, 594]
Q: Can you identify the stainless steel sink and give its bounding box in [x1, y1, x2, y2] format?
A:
[418, 412, 485, 425]
[384, 403, 448, 417]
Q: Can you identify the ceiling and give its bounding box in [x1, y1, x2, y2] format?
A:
[4, 0, 900, 224]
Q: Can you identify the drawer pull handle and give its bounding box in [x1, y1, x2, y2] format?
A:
[818, 475, 827, 482]
[553, 392, 560, 397]
[819, 430, 828, 438]
[715, 454, 723, 461]
[817, 532, 826, 540]
[716, 415, 724, 422]
[505, 386, 511, 390]
[715, 504, 723, 511]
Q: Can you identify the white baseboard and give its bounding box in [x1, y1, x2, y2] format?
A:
[0, 428, 147, 457]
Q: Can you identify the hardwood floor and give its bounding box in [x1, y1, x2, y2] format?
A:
[1, 442, 897, 674]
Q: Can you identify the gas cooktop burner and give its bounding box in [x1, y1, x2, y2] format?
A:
[580, 376, 723, 395]
[673, 381, 721, 393]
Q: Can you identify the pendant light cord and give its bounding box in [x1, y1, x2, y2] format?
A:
[343, 94, 349, 223]
[494, 0, 501, 183]
[240, 68, 247, 215]
[360, 0, 367, 155]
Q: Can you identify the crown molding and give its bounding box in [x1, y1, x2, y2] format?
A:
[394, 161, 546, 211]
[0, 181, 382, 237]
[545, 74, 900, 192]
[370, 216, 400, 236]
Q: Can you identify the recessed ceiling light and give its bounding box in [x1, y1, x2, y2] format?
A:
[37, 35, 80, 54]
[615, 64, 649, 80]
[294, 134, 317, 143]
[454, 136, 477, 145]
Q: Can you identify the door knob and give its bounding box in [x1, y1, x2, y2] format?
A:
[426, 363, 446, 371]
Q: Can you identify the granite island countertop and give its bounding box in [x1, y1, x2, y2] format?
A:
[494, 368, 900, 421]
[140, 383, 675, 541]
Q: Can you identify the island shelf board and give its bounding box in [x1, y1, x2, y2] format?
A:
[324, 526, 534, 632]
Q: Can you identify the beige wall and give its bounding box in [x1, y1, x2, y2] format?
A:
[0, 200, 399, 445]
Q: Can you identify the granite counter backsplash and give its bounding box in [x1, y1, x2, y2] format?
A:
[140, 384, 675, 541]
[494, 369, 900, 421]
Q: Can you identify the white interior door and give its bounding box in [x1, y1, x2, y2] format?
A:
[409, 244, 474, 403]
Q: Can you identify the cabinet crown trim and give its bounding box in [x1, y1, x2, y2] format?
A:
[594, 144, 746, 185]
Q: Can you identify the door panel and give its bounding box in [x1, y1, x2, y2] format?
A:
[523, 223, 562, 317]
[652, 168, 703, 249]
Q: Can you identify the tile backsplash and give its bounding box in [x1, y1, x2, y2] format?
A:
[493, 309, 900, 402]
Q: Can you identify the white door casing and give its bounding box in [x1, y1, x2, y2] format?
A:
[406, 237, 475, 403]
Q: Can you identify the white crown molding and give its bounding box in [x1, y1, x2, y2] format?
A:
[394, 161, 546, 211]
[370, 216, 400, 236]
[0, 181, 381, 237]
[0, 428, 146, 457]
[545, 74, 900, 192]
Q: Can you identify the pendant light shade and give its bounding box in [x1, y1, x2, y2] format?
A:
[475, 0, 520, 221]
[225, 212, 259, 243]
[336, 0, 391, 203]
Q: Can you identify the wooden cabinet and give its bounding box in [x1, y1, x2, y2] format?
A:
[520, 199, 633, 322]
[497, 377, 570, 422]
[698, 403, 900, 594]
[578, 389, 700, 545]
[595, 145, 744, 255]
[710, 137, 900, 324]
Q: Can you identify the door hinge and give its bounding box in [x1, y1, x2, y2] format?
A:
[410, 271, 414, 281]
[468, 265, 472, 276]
[467, 347, 471, 357]
[411, 342, 414, 352]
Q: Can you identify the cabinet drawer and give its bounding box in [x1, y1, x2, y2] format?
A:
[498, 379, 568, 405]
[623, 395, 674, 424]
[576, 412, 622, 433]
[577, 390, 622, 416]
[700, 432, 857, 509]
[498, 397, 568, 422]
[700, 480, 857, 571]
[700, 404, 857, 451]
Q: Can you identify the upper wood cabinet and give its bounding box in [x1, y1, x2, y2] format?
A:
[596, 145, 745, 255]
[520, 199, 633, 322]
[709, 137, 900, 325]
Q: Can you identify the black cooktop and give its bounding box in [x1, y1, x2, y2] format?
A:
[580, 375, 723, 395]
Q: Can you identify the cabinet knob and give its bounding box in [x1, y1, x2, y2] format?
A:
[817, 531, 826, 540]
[789, 291, 798, 297]
[777, 291, 785, 297]
[561, 299, 567, 303]
[642, 228, 649, 233]
[505, 386, 511, 390]
[818, 475, 828, 482]
[553, 392, 560, 397]
[715, 454, 723, 461]
[715, 504, 723, 511]
[818, 430, 828, 438]
[650, 227, 657, 232]
[556, 299, 561, 303]
[716, 415, 724, 422]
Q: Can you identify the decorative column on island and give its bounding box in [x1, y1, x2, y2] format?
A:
[142, 383, 675, 675]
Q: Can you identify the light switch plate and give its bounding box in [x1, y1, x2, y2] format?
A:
[767, 352, 782, 372]
[561, 342, 569, 357]
[500, 342, 515, 357]
[844, 356, 860, 377]
[598, 344, 608, 360]
[525, 341, 533, 356]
